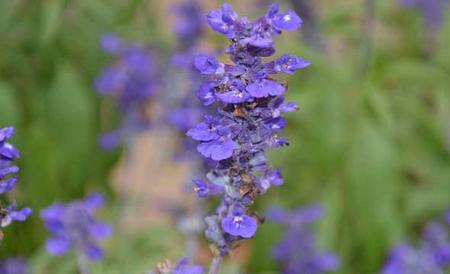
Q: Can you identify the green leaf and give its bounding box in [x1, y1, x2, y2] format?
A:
[40, 0, 65, 45]
[0, 81, 20, 126]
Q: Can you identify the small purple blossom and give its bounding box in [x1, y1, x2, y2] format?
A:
[192, 178, 224, 198]
[206, 3, 238, 38]
[221, 205, 258, 238]
[0, 127, 31, 238]
[268, 205, 340, 274]
[40, 193, 113, 261]
[274, 54, 311, 74]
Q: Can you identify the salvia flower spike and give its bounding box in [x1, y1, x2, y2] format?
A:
[95, 33, 161, 150]
[186, 2, 310, 264]
[0, 127, 32, 240]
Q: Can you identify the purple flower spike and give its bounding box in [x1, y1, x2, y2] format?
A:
[41, 193, 113, 261]
[222, 206, 257, 238]
[187, 3, 308, 254]
[95, 34, 160, 150]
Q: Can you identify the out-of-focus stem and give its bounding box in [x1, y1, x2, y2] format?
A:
[289, 0, 324, 51]
[208, 256, 223, 274]
[359, 0, 376, 74]
[77, 252, 90, 274]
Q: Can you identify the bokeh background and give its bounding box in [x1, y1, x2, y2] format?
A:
[0, 0, 450, 273]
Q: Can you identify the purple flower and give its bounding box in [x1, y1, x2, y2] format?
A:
[258, 168, 283, 192]
[192, 179, 224, 198]
[194, 54, 224, 75]
[173, 257, 204, 274]
[197, 138, 236, 161]
[0, 127, 31, 238]
[40, 193, 113, 261]
[0, 257, 29, 274]
[222, 205, 257, 238]
[274, 54, 311, 74]
[268, 204, 340, 274]
[206, 3, 237, 38]
[382, 244, 444, 274]
[269, 6, 303, 31]
[246, 79, 285, 98]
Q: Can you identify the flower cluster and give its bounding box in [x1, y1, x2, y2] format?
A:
[399, 0, 450, 30]
[0, 127, 32, 239]
[267, 205, 340, 274]
[382, 210, 450, 273]
[40, 193, 113, 261]
[186, 3, 310, 255]
[95, 33, 160, 150]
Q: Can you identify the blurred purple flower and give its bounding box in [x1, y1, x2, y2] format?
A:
[399, 0, 450, 30]
[0, 257, 29, 274]
[95, 34, 160, 150]
[382, 209, 450, 273]
[268, 205, 340, 274]
[173, 257, 204, 274]
[40, 193, 113, 261]
[382, 244, 444, 274]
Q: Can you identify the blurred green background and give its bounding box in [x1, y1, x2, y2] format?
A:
[0, 0, 449, 273]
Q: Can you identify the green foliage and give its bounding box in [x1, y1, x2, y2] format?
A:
[0, 0, 449, 273]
